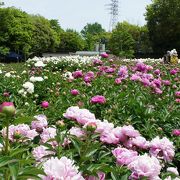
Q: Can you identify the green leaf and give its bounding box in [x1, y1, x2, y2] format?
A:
[0, 156, 18, 168]
[70, 137, 81, 155]
[14, 116, 33, 124]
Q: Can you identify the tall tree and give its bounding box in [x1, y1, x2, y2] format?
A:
[109, 23, 135, 58]
[0, 7, 34, 59]
[59, 30, 85, 52]
[81, 22, 106, 51]
[30, 15, 60, 54]
[145, 0, 180, 54]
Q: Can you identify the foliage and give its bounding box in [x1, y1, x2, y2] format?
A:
[145, 0, 180, 54]
[109, 23, 135, 58]
[81, 23, 106, 51]
[58, 30, 85, 52]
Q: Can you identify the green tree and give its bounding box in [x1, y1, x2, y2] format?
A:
[59, 30, 85, 52]
[81, 22, 106, 50]
[30, 15, 60, 54]
[109, 23, 135, 58]
[0, 7, 34, 59]
[145, 0, 180, 54]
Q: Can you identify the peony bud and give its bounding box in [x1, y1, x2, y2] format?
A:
[70, 89, 79, 96]
[41, 101, 49, 108]
[0, 102, 16, 116]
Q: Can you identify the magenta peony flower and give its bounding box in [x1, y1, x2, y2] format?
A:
[31, 115, 48, 132]
[175, 91, 180, 97]
[112, 147, 138, 166]
[90, 95, 106, 104]
[71, 89, 79, 96]
[72, 70, 83, 78]
[42, 157, 84, 180]
[118, 66, 128, 79]
[100, 53, 109, 58]
[130, 74, 141, 81]
[149, 136, 175, 162]
[41, 101, 49, 108]
[175, 98, 180, 103]
[93, 59, 103, 65]
[172, 129, 180, 136]
[0, 102, 16, 116]
[128, 154, 161, 180]
[170, 69, 178, 75]
[154, 69, 161, 75]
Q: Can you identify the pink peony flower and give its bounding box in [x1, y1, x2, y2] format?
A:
[162, 80, 171, 86]
[96, 120, 114, 134]
[71, 89, 79, 96]
[85, 172, 105, 180]
[112, 147, 138, 166]
[149, 136, 175, 162]
[32, 145, 55, 162]
[121, 125, 140, 138]
[175, 98, 180, 103]
[41, 101, 49, 108]
[172, 129, 180, 136]
[42, 157, 84, 180]
[76, 109, 96, 125]
[154, 88, 163, 94]
[1, 124, 38, 142]
[69, 127, 86, 138]
[100, 130, 119, 144]
[40, 127, 57, 144]
[128, 154, 161, 180]
[115, 78, 122, 84]
[127, 136, 150, 150]
[90, 95, 106, 104]
[167, 167, 179, 176]
[3, 92, 10, 97]
[63, 106, 80, 120]
[31, 114, 48, 132]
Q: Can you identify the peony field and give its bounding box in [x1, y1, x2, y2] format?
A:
[0, 55, 179, 180]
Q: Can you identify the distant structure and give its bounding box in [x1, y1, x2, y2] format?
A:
[106, 0, 119, 31]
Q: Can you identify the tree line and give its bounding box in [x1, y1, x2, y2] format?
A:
[0, 0, 179, 59]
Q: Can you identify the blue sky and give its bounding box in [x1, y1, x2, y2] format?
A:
[3, 0, 152, 31]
